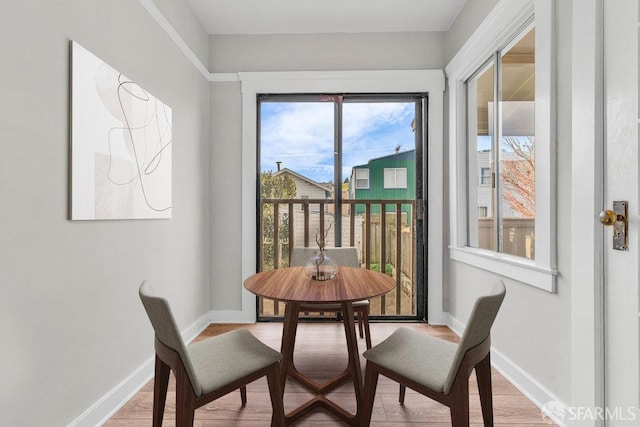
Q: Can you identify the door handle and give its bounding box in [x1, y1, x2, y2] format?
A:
[599, 201, 628, 251]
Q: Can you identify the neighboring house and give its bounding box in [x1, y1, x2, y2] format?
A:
[475, 150, 522, 219]
[271, 167, 362, 251]
[476, 151, 493, 218]
[474, 150, 535, 258]
[349, 149, 415, 222]
[274, 167, 331, 202]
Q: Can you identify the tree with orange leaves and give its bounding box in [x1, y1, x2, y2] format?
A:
[501, 137, 535, 218]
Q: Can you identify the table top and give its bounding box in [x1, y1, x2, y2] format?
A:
[244, 266, 396, 303]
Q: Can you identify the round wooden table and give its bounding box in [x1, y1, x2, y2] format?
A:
[244, 266, 395, 426]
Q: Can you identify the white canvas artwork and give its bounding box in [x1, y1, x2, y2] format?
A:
[71, 41, 172, 220]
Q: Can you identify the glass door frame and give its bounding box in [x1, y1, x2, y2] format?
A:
[256, 92, 428, 321]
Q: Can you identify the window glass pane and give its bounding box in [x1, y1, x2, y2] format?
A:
[383, 168, 394, 188]
[467, 61, 495, 251]
[500, 27, 535, 259]
[480, 167, 491, 185]
[355, 168, 369, 189]
[398, 168, 407, 188]
[260, 102, 335, 182]
[259, 101, 334, 271]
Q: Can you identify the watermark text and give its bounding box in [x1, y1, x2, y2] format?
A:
[542, 401, 640, 424]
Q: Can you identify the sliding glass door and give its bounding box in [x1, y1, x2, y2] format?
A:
[257, 94, 426, 321]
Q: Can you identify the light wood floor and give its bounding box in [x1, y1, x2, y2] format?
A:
[106, 322, 554, 426]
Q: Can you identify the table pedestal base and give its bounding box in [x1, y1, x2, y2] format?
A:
[280, 301, 365, 426]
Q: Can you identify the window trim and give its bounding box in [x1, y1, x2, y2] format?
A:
[239, 70, 446, 323]
[446, 0, 557, 292]
[466, 24, 535, 255]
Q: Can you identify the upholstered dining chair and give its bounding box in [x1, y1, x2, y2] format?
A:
[361, 281, 506, 426]
[290, 246, 373, 349]
[138, 281, 285, 426]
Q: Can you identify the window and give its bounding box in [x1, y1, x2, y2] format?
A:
[479, 167, 491, 186]
[355, 168, 369, 189]
[446, 0, 556, 292]
[383, 168, 407, 189]
[466, 26, 535, 260]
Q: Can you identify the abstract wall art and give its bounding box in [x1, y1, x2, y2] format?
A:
[71, 41, 172, 220]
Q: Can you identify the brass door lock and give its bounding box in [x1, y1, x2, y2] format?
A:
[599, 201, 628, 251]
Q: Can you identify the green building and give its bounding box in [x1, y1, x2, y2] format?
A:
[348, 149, 416, 222]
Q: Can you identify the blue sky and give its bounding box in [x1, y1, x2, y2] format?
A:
[260, 101, 416, 183]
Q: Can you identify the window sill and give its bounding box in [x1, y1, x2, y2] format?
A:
[449, 246, 557, 292]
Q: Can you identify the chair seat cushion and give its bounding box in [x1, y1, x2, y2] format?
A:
[187, 329, 281, 396]
[363, 327, 456, 393]
[300, 299, 369, 311]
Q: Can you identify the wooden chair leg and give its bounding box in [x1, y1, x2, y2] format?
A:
[476, 354, 494, 427]
[449, 380, 470, 427]
[240, 386, 247, 406]
[153, 355, 171, 427]
[399, 384, 406, 404]
[362, 306, 372, 349]
[266, 364, 286, 427]
[361, 363, 379, 426]
[357, 311, 364, 338]
[175, 367, 195, 427]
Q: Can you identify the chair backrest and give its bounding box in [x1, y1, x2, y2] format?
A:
[443, 281, 506, 394]
[138, 281, 203, 396]
[290, 247, 359, 268]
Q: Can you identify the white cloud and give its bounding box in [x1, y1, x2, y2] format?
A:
[260, 101, 415, 182]
[343, 102, 413, 140]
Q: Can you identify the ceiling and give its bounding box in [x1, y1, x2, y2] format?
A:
[187, 0, 468, 35]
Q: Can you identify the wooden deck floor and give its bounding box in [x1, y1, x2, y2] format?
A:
[106, 322, 554, 426]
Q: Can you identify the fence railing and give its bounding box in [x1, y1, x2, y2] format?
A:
[259, 198, 416, 318]
[478, 217, 535, 259]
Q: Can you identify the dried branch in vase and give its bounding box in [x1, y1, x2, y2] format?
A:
[308, 221, 337, 281]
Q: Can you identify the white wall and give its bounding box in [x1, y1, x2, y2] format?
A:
[444, 0, 573, 405]
[210, 32, 446, 73]
[445, 0, 500, 63]
[0, 0, 210, 425]
[210, 81, 244, 311]
[208, 32, 447, 312]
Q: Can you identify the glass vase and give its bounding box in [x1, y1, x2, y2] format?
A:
[304, 251, 339, 281]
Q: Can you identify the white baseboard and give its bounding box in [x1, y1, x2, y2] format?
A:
[444, 312, 569, 427]
[68, 355, 155, 427]
[181, 311, 216, 341]
[68, 311, 213, 427]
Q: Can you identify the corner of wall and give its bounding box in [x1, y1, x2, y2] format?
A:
[444, 312, 569, 427]
[68, 311, 213, 427]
